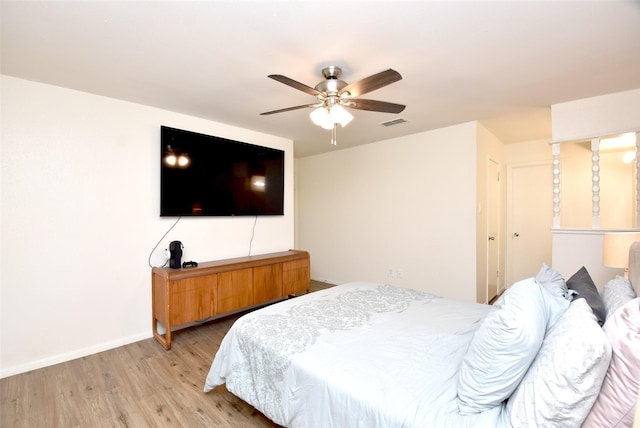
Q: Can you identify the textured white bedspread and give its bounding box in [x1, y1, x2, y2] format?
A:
[204, 282, 510, 428]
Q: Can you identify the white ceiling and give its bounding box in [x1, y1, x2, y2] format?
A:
[2, 1, 640, 157]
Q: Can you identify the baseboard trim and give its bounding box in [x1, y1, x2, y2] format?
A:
[3, 280, 340, 379]
[311, 276, 341, 286]
[0, 331, 152, 379]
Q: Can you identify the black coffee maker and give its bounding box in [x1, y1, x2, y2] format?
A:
[169, 241, 183, 269]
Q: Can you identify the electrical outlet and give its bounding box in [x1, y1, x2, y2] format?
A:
[387, 267, 394, 277]
[164, 248, 170, 259]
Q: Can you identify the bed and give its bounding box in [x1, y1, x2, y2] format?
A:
[204, 244, 640, 427]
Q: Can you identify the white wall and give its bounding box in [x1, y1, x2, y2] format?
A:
[552, 230, 625, 289]
[504, 138, 550, 165]
[0, 76, 294, 378]
[296, 122, 478, 302]
[552, 88, 640, 142]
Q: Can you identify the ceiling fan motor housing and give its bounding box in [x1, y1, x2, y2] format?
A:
[315, 66, 348, 96]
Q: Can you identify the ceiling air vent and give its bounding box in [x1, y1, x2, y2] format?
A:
[379, 118, 407, 127]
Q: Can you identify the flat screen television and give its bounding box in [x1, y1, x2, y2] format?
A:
[160, 126, 285, 216]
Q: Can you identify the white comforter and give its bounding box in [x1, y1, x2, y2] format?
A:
[204, 282, 511, 427]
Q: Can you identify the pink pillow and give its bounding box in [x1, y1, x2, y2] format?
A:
[583, 298, 640, 428]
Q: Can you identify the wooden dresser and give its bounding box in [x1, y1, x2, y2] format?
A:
[152, 249, 310, 349]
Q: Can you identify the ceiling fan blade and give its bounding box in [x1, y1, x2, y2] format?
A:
[260, 104, 318, 115]
[268, 74, 323, 97]
[346, 99, 406, 114]
[339, 69, 402, 98]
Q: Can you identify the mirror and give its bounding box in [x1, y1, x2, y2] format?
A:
[599, 135, 636, 228]
[557, 133, 637, 229]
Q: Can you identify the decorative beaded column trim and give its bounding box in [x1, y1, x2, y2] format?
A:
[591, 138, 601, 229]
[552, 143, 561, 228]
[636, 132, 640, 228]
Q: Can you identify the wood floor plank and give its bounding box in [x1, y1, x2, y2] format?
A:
[1, 282, 333, 427]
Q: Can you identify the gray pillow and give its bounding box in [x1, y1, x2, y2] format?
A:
[566, 266, 606, 326]
[601, 275, 637, 319]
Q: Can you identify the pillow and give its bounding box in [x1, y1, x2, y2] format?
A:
[566, 266, 606, 325]
[457, 278, 567, 415]
[506, 298, 612, 427]
[535, 264, 575, 301]
[629, 242, 640, 297]
[601, 275, 637, 320]
[582, 298, 640, 428]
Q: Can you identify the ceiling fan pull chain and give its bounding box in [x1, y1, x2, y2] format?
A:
[331, 124, 337, 145]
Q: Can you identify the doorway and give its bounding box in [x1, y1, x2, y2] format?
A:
[487, 158, 500, 302]
[506, 162, 553, 286]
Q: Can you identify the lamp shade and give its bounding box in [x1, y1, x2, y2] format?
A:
[603, 232, 640, 268]
[330, 105, 354, 127]
[310, 104, 354, 130]
[310, 107, 334, 130]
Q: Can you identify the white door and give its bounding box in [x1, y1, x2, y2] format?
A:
[487, 158, 500, 302]
[507, 162, 553, 286]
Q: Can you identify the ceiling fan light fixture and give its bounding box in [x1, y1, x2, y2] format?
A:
[330, 104, 353, 127]
[310, 107, 334, 130]
[310, 104, 354, 129]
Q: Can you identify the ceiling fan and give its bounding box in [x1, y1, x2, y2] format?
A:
[261, 66, 405, 145]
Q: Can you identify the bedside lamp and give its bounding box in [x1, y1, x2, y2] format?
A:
[603, 232, 640, 278]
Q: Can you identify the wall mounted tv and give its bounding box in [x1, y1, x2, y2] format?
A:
[160, 126, 285, 217]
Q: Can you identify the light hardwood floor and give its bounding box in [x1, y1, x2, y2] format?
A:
[1, 280, 335, 428]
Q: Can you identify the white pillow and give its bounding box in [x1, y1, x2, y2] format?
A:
[506, 298, 612, 427]
[601, 275, 637, 320]
[535, 263, 575, 301]
[583, 298, 640, 428]
[457, 278, 567, 415]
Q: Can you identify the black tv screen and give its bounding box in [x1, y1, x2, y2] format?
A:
[160, 126, 285, 216]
